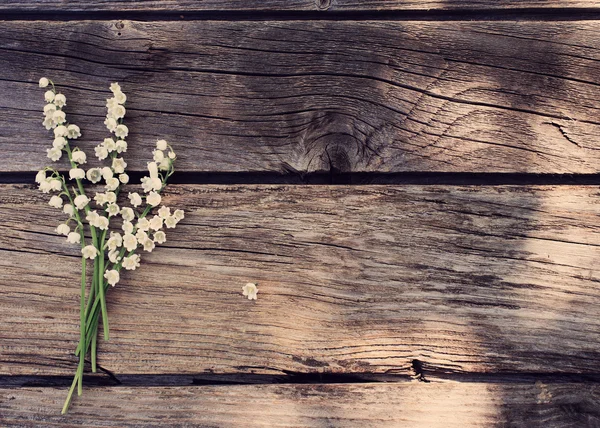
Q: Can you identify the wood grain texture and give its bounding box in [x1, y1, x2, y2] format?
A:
[2, 184, 600, 377]
[2, 0, 600, 12]
[1, 382, 599, 427]
[2, 20, 600, 173]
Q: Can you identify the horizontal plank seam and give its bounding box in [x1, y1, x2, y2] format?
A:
[2, 8, 600, 22]
[3, 172, 600, 186]
[3, 372, 600, 388]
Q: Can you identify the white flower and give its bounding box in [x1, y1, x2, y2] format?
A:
[136, 218, 150, 231]
[105, 191, 117, 204]
[111, 104, 126, 119]
[52, 110, 66, 125]
[94, 192, 107, 206]
[67, 124, 81, 139]
[115, 140, 127, 153]
[165, 215, 177, 228]
[159, 158, 170, 171]
[42, 117, 55, 130]
[82, 245, 98, 259]
[56, 223, 70, 236]
[168, 150, 176, 160]
[103, 138, 117, 152]
[44, 103, 56, 116]
[86, 210, 100, 225]
[158, 206, 171, 219]
[69, 168, 85, 180]
[148, 161, 159, 178]
[44, 103, 56, 119]
[35, 170, 46, 183]
[142, 238, 155, 252]
[156, 139, 168, 151]
[95, 145, 109, 160]
[112, 157, 127, 174]
[173, 209, 185, 221]
[136, 229, 148, 241]
[105, 177, 120, 191]
[48, 195, 63, 209]
[153, 149, 164, 163]
[66, 232, 81, 244]
[105, 231, 122, 250]
[63, 203, 75, 216]
[122, 254, 140, 270]
[53, 93, 66, 107]
[141, 176, 162, 193]
[107, 203, 120, 217]
[122, 220, 134, 234]
[104, 269, 120, 287]
[141, 162, 162, 192]
[146, 191, 161, 207]
[47, 147, 62, 162]
[104, 117, 117, 132]
[86, 168, 102, 183]
[119, 173, 129, 184]
[54, 125, 68, 138]
[71, 150, 86, 164]
[115, 124, 129, 138]
[153, 230, 166, 244]
[120, 207, 134, 222]
[44, 90, 55, 102]
[113, 91, 127, 104]
[149, 215, 163, 231]
[101, 166, 114, 180]
[50, 179, 62, 191]
[74, 194, 90, 210]
[242, 283, 258, 300]
[53, 137, 67, 150]
[123, 233, 137, 251]
[39, 180, 52, 193]
[96, 215, 109, 230]
[128, 192, 142, 207]
[110, 82, 121, 94]
[108, 249, 121, 263]
[39, 77, 49, 88]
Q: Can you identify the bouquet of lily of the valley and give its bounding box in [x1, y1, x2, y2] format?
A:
[36, 78, 184, 413]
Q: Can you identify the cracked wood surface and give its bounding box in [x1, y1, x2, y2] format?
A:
[3, 1, 600, 12]
[2, 184, 599, 377]
[1, 382, 599, 427]
[2, 20, 600, 173]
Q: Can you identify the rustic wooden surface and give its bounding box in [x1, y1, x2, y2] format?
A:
[2, 20, 600, 173]
[2, 184, 600, 378]
[2, 382, 599, 427]
[2, 1, 600, 12]
[2, 1, 600, 426]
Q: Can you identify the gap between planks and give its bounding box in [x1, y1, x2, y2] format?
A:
[3, 8, 600, 22]
[4, 172, 600, 186]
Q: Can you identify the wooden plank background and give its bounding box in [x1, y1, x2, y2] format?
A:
[2, 20, 600, 173]
[2, 0, 600, 12]
[1, 1, 600, 426]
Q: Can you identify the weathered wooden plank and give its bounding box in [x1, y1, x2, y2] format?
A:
[2, 0, 600, 12]
[1, 184, 599, 377]
[2, 20, 600, 173]
[1, 382, 599, 427]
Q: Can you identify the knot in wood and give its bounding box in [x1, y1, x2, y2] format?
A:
[300, 111, 366, 173]
[315, 0, 332, 10]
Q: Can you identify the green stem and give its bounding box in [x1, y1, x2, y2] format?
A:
[97, 229, 109, 340]
[91, 323, 98, 373]
[77, 254, 86, 396]
[61, 371, 80, 415]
